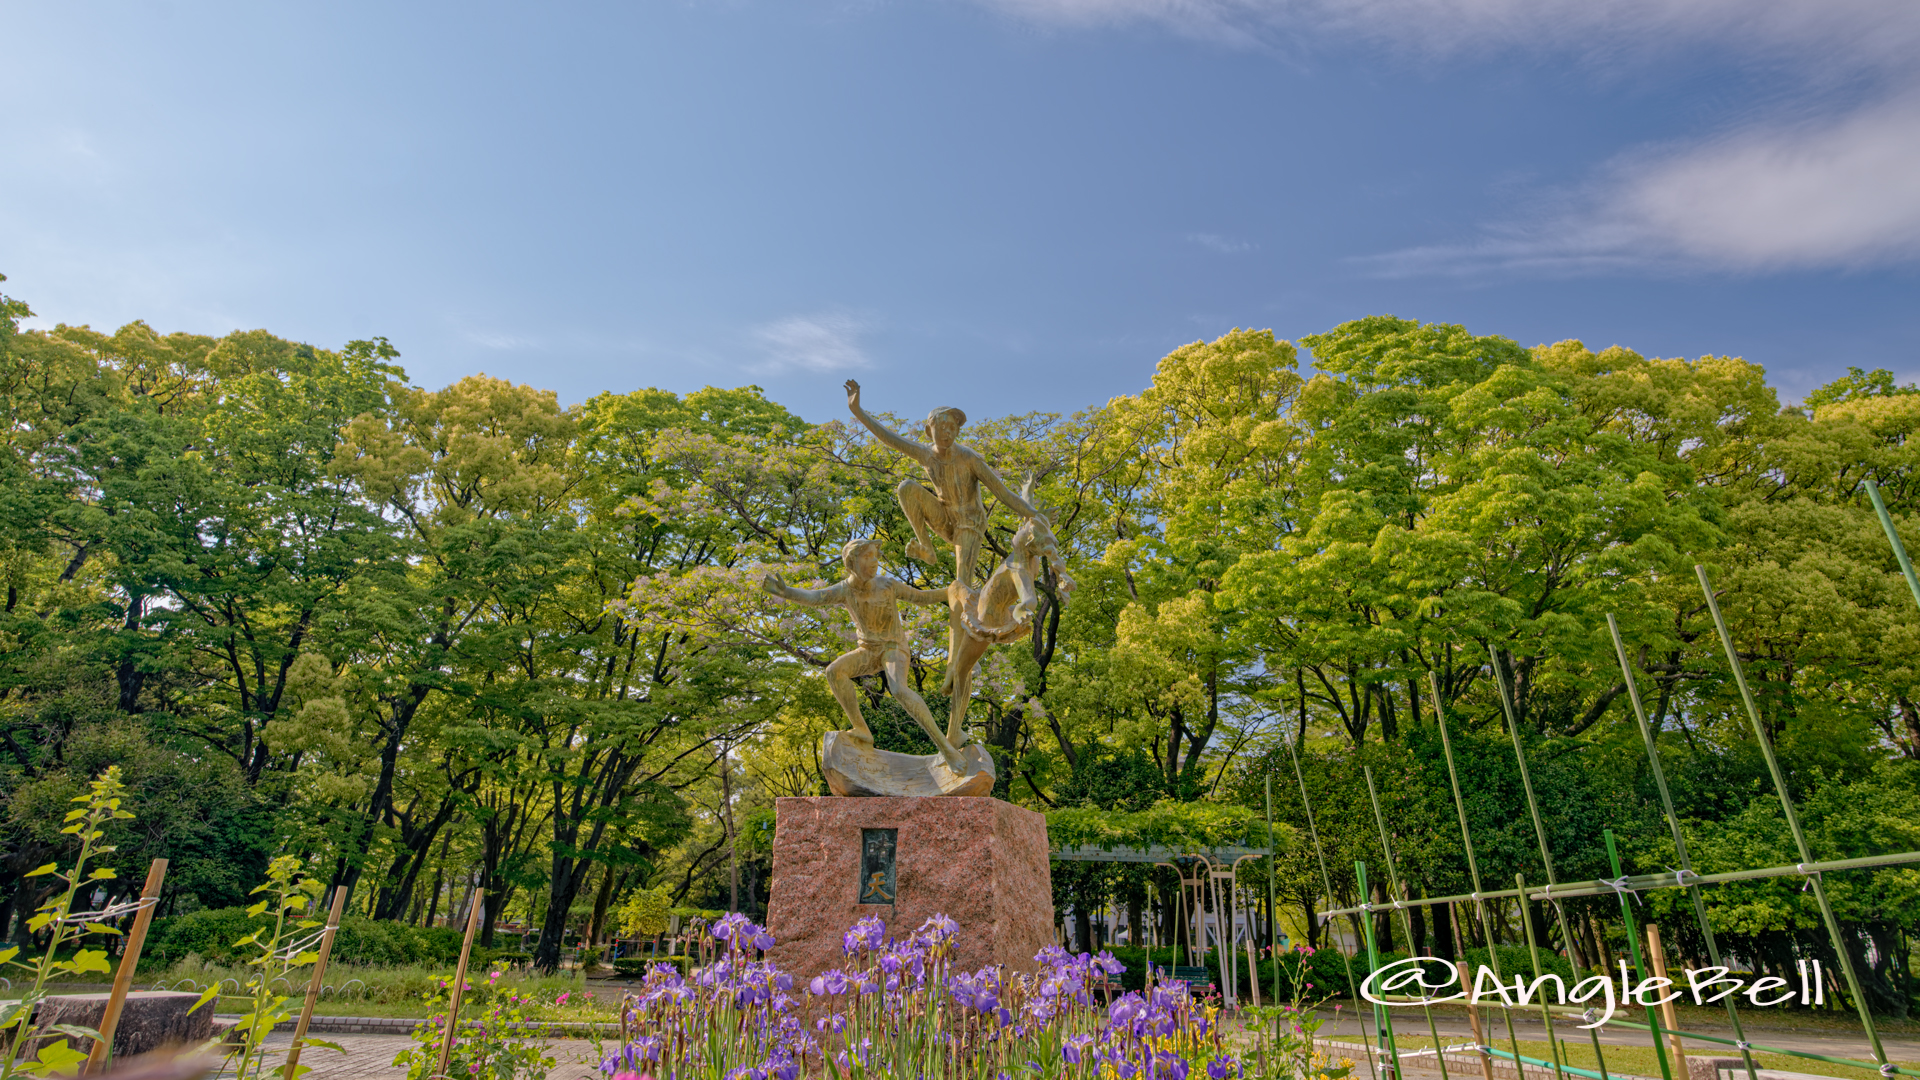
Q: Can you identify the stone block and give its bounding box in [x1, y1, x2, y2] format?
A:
[766, 796, 1053, 985]
[27, 991, 211, 1060]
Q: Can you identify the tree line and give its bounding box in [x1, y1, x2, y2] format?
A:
[0, 275, 1914, 1009]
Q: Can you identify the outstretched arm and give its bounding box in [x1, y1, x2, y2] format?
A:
[762, 573, 848, 607]
[845, 379, 930, 463]
[895, 580, 951, 607]
[971, 451, 1040, 519]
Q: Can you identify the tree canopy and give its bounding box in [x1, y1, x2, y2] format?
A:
[2, 274, 1916, 1011]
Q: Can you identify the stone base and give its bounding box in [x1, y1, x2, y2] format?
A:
[766, 796, 1053, 984]
[26, 991, 211, 1059]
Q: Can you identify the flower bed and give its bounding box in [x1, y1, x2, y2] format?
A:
[596, 911, 1334, 1080]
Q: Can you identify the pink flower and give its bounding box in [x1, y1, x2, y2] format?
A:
[556, 991, 571, 1006]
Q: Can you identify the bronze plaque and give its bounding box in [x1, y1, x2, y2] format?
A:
[859, 828, 897, 904]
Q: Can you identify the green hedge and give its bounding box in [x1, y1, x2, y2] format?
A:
[145, 907, 513, 967]
[612, 955, 694, 978]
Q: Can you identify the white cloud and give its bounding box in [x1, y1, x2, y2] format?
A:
[980, 0, 1920, 275]
[1186, 232, 1254, 254]
[1360, 94, 1920, 276]
[751, 312, 873, 374]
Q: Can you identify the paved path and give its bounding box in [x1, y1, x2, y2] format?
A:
[207, 1033, 607, 1079]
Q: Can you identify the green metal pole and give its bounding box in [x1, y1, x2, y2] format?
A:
[1357, 860, 1402, 1080]
[1607, 613, 1760, 1080]
[1428, 672, 1528, 1071]
[1487, 647, 1586, 972]
[1697, 563, 1890, 1067]
[1605, 830, 1674, 1080]
[1286, 732, 1381, 1080]
[1265, 773, 1281, 1006]
[1364, 767, 1452, 1080]
[1516, 874, 1569, 1080]
[1865, 478, 1920, 612]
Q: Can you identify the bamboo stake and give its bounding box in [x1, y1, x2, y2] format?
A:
[1645, 925, 1688, 1080]
[436, 893, 485, 1080]
[84, 859, 167, 1074]
[282, 885, 350, 1078]
[1456, 960, 1496, 1080]
[1245, 935, 1261, 1009]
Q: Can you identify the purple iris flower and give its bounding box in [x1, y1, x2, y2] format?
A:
[1205, 1057, 1239, 1079]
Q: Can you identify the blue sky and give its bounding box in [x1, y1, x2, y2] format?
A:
[4, 0, 1917, 422]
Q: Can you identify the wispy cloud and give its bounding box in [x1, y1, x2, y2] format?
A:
[1360, 94, 1920, 276]
[1186, 232, 1254, 254]
[751, 312, 873, 374]
[975, 0, 1920, 75]
[463, 329, 540, 350]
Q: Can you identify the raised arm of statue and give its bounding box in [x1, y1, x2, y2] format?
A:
[972, 452, 1039, 520]
[761, 572, 846, 607]
[845, 380, 930, 463]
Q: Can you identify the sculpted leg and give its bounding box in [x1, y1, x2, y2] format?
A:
[894, 480, 945, 567]
[945, 630, 989, 747]
[883, 648, 962, 769]
[953, 529, 982, 589]
[825, 650, 878, 745]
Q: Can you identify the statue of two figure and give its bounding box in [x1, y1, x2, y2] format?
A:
[760, 380, 1072, 797]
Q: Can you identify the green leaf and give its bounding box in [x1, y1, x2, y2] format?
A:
[23, 863, 57, 877]
[48, 1023, 102, 1042]
[26, 913, 53, 933]
[246, 900, 270, 917]
[88, 867, 116, 880]
[25, 1038, 88, 1077]
[69, 948, 112, 975]
[84, 922, 123, 936]
[189, 985, 221, 1014]
[0, 945, 18, 966]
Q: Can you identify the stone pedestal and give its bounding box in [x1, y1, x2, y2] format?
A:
[766, 796, 1053, 984]
[25, 991, 210, 1059]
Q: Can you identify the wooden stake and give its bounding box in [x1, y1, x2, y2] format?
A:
[1646, 925, 1688, 1079]
[85, 859, 168, 1074]
[282, 885, 350, 1077]
[436, 892, 485, 1080]
[1457, 960, 1496, 1080]
[1245, 935, 1261, 1008]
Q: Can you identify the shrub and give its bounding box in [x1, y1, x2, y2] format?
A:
[612, 956, 693, 978]
[146, 908, 471, 966]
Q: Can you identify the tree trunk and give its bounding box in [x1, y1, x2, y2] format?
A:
[588, 863, 618, 945]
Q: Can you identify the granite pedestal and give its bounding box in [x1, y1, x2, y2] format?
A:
[766, 796, 1053, 984]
